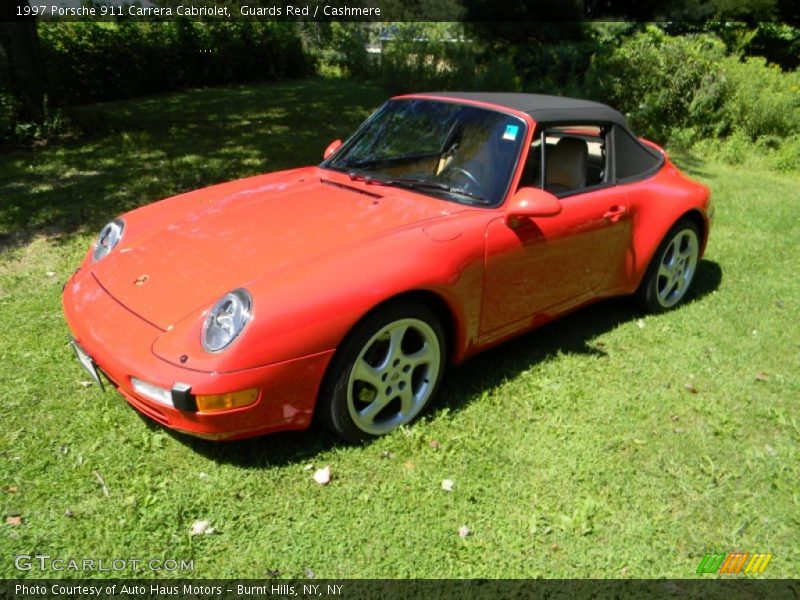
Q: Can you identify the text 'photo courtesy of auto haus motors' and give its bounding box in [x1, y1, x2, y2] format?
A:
[62, 92, 712, 443]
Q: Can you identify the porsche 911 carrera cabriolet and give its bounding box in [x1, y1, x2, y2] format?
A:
[63, 92, 712, 442]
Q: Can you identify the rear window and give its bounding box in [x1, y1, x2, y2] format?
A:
[613, 126, 662, 181]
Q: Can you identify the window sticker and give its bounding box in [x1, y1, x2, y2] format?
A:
[502, 124, 519, 141]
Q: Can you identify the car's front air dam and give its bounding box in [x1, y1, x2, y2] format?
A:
[62, 270, 335, 440]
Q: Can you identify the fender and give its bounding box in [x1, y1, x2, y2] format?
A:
[616, 158, 710, 294]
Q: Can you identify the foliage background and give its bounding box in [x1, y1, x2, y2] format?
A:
[325, 21, 800, 172]
[0, 20, 315, 143]
[2, 15, 799, 171]
[40, 21, 314, 105]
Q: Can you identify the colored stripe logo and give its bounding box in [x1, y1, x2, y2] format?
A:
[696, 552, 772, 574]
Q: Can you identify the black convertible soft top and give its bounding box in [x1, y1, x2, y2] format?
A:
[418, 92, 629, 128]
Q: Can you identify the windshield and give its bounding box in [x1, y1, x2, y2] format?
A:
[322, 99, 527, 207]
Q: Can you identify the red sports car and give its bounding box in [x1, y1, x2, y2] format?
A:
[63, 93, 712, 442]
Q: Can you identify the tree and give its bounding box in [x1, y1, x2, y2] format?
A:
[0, 0, 46, 121]
[462, 0, 588, 49]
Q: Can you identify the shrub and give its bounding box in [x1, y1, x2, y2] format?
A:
[324, 23, 373, 78]
[37, 21, 314, 107]
[774, 135, 800, 172]
[513, 40, 601, 97]
[478, 55, 521, 92]
[0, 93, 21, 143]
[718, 129, 754, 166]
[0, 92, 71, 148]
[374, 24, 519, 94]
[584, 25, 800, 171]
[720, 56, 800, 140]
[585, 26, 728, 143]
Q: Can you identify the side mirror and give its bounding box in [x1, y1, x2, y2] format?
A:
[323, 139, 343, 160]
[506, 187, 562, 225]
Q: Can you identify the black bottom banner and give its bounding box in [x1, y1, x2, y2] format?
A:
[2, 579, 798, 600]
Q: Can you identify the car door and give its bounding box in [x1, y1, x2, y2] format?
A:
[480, 125, 629, 339]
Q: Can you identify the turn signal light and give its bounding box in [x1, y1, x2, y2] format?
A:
[196, 388, 259, 413]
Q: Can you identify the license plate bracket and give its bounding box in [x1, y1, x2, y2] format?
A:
[70, 338, 105, 392]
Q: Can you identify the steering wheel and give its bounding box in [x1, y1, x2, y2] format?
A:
[440, 166, 483, 194]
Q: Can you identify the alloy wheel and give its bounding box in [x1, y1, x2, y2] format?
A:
[656, 228, 699, 308]
[346, 318, 442, 435]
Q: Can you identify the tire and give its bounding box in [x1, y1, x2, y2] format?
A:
[318, 301, 446, 443]
[636, 217, 701, 313]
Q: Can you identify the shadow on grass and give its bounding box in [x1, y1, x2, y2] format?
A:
[437, 258, 723, 412]
[667, 148, 713, 180]
[0, 77, 387, 251]
[162, 423, 340, 469]
[183, 259, 722, 468]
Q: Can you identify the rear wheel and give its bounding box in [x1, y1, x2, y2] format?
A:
[636, 218, 700, 313]
[318, 302, 446, 443]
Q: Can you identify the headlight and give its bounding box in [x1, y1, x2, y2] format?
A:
[201, 289, 252, 352]
[92, 219, 124, 262]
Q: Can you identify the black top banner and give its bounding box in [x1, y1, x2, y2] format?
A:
[3, 0, 799, 23]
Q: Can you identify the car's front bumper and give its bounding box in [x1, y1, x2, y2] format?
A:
[62, 270, 334, 440]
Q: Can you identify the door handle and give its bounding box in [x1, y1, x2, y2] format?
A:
[603, 205, 627, 222]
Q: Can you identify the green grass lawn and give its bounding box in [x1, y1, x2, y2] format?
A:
[1, 78, 798, 579]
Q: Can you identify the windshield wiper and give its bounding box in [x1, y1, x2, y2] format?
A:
[345, 171, 490, 205]
[347, 171, 391, 185]
[385, 177, 491, 205]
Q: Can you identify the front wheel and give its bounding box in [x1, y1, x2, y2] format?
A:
[318, 302, 446, 443]
[636, 218, 701, 313]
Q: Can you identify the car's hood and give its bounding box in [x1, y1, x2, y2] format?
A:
[92, 168, 457, 329]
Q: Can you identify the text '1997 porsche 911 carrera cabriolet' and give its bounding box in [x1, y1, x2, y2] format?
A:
[63, 92, 712, 442]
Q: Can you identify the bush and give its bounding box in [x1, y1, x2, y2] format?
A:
[774, 135, 800, 172]
[323, 23, 373, 78]
[720, 56, 800, 140]
[512, 40, 602, 97]
[0, 93, 21, 142]
[584, 25, 800, 173]
[718, 129, 754, 166]
[37, 21, 314, 107]
[0, 92, 71, 148]
[374, 24, 519, 94]
[1, 21, 314, 146]
[585, 26, 728, 143]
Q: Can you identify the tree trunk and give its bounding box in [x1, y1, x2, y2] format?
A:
[0, 0, 46, 121]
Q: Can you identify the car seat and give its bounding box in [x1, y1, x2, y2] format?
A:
[542, 137, 588, 194]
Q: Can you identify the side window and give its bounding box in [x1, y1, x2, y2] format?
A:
[612, 125, 662, 181]
[518, 124, 608, 195]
